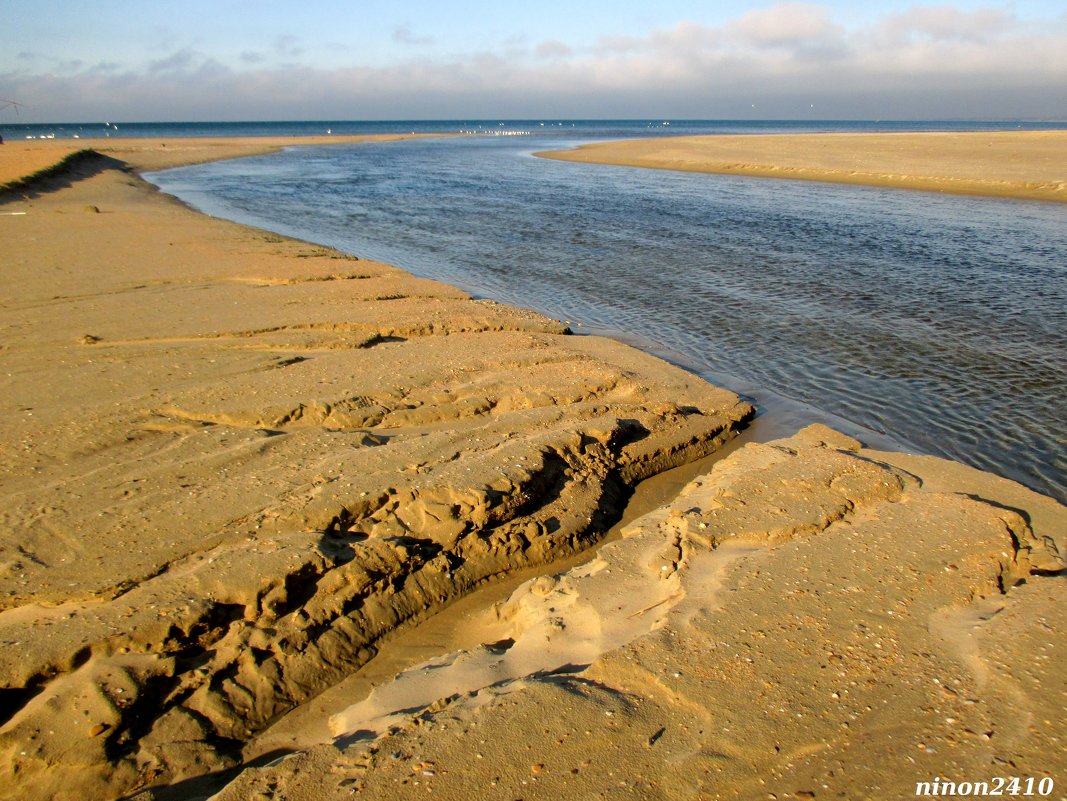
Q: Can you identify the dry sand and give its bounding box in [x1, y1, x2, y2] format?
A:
[0, 139, 749, 800]
[537, 130, 1067, 202]
[1, 137, 1064, 801]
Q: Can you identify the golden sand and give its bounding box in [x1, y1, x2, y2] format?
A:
[538, 130, 1067, 202]
[0, 133, 449, 186]
[0, 138, 747, 800]
[239, 426, 1064, 801]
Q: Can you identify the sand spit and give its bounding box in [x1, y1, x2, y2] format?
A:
[0, 134, 448, 187]
[0, 142, 750, 800]
[212, 425, 1066, 801]
[537, 130, 1067, 203]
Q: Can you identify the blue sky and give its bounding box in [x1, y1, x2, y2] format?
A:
[3, 1, 1066, 121]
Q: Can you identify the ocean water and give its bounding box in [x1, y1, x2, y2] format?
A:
[141, 122, 1066, 502]
[7, 118, 1067, 141]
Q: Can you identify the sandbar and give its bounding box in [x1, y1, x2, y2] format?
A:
[537, 130, 1067, 202]
[0, 133, 457, 192]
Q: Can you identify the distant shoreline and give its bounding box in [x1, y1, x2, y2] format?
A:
[0, 133, 454, 187]
[536, 130, 1067, 203]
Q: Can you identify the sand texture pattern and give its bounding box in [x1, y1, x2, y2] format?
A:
[538, 130, 1067, 202]
[0, 142, 750, 800]
[214, 426, 1066, 801]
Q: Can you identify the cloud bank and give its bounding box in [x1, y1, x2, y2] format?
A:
[3, 3, 1065, 122]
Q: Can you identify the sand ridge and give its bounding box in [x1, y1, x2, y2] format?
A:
[0, 133, 452, 188]
[537, 130, 1067, 202]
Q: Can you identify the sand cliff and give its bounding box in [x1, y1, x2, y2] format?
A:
[214, 426, 1065, 801]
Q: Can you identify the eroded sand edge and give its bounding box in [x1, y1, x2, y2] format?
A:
[217, 426, 1066, 801]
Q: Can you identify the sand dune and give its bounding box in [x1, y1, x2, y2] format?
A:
[537, 130, 1067, 202]
[0, 134, 447, 187]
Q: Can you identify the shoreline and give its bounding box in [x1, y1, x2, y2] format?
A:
[536, 130, 1067, 203]
[142, 131, 1066, 504]
[1, 137, 1064, 801]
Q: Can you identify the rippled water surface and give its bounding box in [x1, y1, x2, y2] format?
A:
[151, 130, 1067, 501]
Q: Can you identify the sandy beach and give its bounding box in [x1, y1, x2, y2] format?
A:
[0, 137, 748, 800]
[537, 130, 1067, 203]
[1, 136, 1064, 801]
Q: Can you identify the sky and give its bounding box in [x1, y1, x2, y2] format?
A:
[2, 0, 1066, 122]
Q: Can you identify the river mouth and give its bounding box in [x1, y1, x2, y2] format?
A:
[149, 133, 1067, 504]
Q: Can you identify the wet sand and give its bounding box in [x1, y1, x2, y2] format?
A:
[1, 138, 1064, 801]
[537, 130, 1067, 202]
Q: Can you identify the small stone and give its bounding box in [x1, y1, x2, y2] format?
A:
[531, 763, 544, 775]
[89, 723, 110, 737]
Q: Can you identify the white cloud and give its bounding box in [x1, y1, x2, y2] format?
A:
[878, 5, 1013, 44]
[730, 3, 842, 48]
[535, 40, 574, 60]
[393, 24, 435, 46]
[273, 35, 305, 57]
[4, 3, 1065, 121]
[148, 48, 198, 75]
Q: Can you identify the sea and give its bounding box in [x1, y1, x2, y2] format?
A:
[8, 119, 1064, 502]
